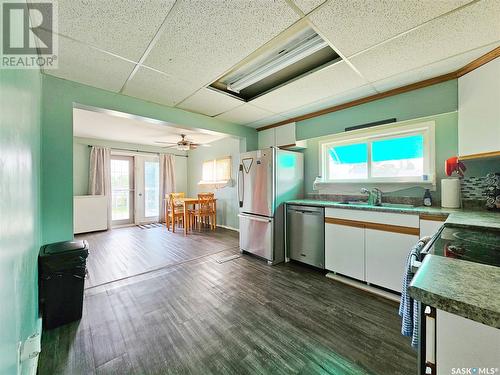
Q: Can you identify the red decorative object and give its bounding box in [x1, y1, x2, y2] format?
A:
[445, 156, 466, 177]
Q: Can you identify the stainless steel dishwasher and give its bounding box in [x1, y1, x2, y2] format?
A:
[286, 205, 325, 269]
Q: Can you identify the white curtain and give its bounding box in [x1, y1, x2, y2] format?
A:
[88, 146, 112, 228]
[159, 153, 176, 222]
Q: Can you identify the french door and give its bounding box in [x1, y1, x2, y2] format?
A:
[111, 155, 135, 225]
[135, 156, 160, 223]
[111, 154, 160, 226]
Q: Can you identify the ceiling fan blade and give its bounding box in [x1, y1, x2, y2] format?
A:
[155, 141, 177, 145]
[200, 144, 212, 147]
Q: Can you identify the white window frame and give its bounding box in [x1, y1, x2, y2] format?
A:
[319, 120, 435, 185]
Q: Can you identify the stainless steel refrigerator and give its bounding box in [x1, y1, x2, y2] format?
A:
[237, 147, 304, 264]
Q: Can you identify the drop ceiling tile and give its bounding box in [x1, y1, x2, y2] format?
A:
[245, 114, 290, 129]
[292, 0, 326, 14]
[278, 84, 377, 118]
[43, 35, 135, 92]
[372, 43, 500, 92]
[144, 0, 300, 88]
[350, 0, 500, 83]
[309, 0, 471, 57]
[251, 61, 367, 113]
[176, 89, 243, 117]
[122, 67, 199, 107]
[56, 0, 176, 61]
[215, 104, 276, 125]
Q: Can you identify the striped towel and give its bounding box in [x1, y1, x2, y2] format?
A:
[399, 237, 431, 348]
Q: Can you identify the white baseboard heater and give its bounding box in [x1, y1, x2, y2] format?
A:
[74, 195, 108, 234]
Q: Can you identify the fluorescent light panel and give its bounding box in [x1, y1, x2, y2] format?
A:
[227, 34, 328, 93]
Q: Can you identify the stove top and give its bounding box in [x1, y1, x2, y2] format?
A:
[431, 225, 500, 267]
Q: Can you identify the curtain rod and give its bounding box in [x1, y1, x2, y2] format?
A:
[87, 145, 188, 158]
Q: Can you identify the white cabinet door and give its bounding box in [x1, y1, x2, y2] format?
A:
[365, 229, 418, 292]
[325, 223, 365, 280]
[419, 219, 444, 238]
[258, 128, 275, 149]
[458, 58, 500, 157]
[275, 123, 296, 147]
[437, 309, 500, 374]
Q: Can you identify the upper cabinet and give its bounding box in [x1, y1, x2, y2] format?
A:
[258, 122, 307, 150]
[458, 58, 500, 159]
[258, 127, 276, 149]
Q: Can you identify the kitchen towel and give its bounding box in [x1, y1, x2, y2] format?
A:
[399, 237, 431, 348]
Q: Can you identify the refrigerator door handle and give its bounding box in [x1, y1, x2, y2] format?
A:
[238, 214, 273, 223]
[238, 164, 244, 208]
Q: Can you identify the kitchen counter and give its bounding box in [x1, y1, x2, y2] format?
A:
[285, 199, 499, 229]
[286, 199, 500, 327]
[409, 255, 500, 328]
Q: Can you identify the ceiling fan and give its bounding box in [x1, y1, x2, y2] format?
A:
[155, 134, 210, 151]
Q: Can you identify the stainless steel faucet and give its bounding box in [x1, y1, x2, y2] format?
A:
[361, 188, 383, 206]
[371, 188, 383, 206]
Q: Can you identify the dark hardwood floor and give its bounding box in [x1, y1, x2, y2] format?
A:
[78, 225, 239, 288]
[40, 228, 416, 375]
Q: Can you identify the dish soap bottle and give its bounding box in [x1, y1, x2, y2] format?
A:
[423, 189, 432, 207]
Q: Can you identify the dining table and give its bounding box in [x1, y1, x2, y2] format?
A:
[178, 197, 217, 236]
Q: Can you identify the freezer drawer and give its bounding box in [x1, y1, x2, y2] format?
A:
[287, 205, 325, 268]
[238, 213, 273, 262]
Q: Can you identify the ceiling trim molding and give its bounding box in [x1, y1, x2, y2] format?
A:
[256, 46, 500, 131]
[455, 46, 500, 77]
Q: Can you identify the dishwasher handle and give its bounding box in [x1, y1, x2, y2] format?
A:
[288, 208, 323, 215]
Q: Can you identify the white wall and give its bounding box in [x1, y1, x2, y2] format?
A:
[187, 136, 242, 230]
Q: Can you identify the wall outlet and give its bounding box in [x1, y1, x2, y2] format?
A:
[18, 319, 42, 375]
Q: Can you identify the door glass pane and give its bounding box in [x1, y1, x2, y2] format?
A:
[327, 142, 368, 180]
[144, 161, 159, 217]
[111, 159, 130, 220]
[371, 134, 424, 177]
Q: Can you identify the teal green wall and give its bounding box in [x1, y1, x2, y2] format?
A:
[302, 112, 459, 199]
[187, 137, 242, 230]
[296, 80, 458, 140]
[294, 80, 460, 200]
[41, 75, 257, 243]
[73, 137, 188, 195]
[0, 68, 42, 374]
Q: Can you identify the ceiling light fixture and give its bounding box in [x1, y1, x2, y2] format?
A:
[227, 34, 328, 93]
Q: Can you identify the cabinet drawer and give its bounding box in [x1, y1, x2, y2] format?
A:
[325, 208, 419, 228]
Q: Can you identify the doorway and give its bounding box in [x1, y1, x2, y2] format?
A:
[135, 155, 160, 224]
[111, 155, 135, 225]
[111, 154, 161, 227]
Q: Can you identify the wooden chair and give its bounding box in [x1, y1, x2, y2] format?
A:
[166, 192, 185, 232]
[190, 193, 216, 231]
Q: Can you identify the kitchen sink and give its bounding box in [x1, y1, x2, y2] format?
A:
[343, 201, 415, 209]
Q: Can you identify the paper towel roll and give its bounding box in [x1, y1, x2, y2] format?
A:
[441, 178, 461, 208]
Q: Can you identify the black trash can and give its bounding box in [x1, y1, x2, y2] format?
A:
[39, 240, 89, 329]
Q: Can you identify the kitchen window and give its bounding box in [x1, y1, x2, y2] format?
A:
[319, 121, 435, 184]
[199, 156, 232, 186]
